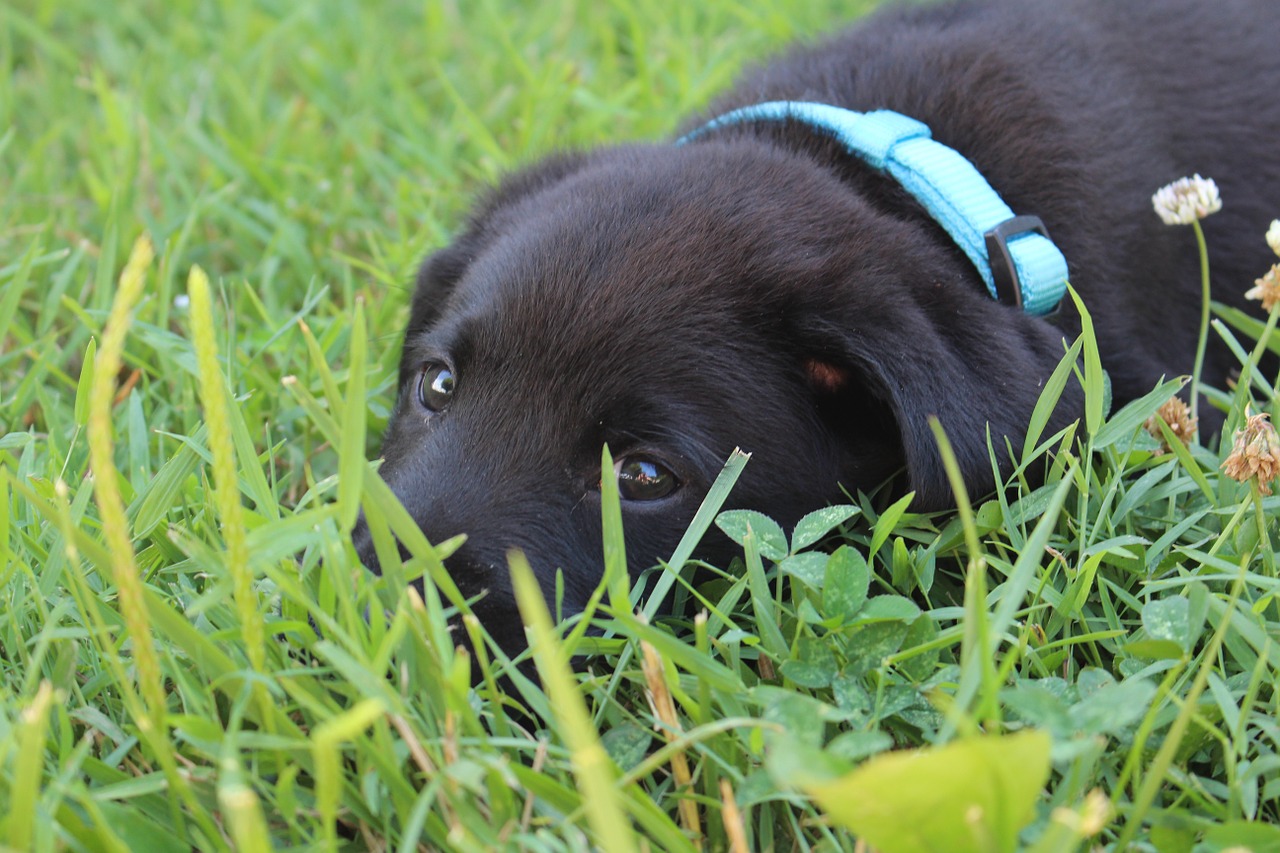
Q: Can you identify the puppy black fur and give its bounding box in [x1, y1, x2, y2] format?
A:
[360, 0, 1280, 654]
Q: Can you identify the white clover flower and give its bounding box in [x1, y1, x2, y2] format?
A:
[1266, 219, 1280, 257]
[1151, 174, 1222, 225]
[1145, 395, 1197, 454]
[1222, 409, 1280, 495]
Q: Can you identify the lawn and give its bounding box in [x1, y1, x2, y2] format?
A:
[2, 0, 1279, 850]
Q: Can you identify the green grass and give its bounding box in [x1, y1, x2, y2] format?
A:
[2, 1, 1280, 850]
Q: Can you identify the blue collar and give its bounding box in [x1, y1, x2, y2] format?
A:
[678, 101, 1068, 316]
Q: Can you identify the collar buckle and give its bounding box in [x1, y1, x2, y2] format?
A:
[984, 215, 1051, 311]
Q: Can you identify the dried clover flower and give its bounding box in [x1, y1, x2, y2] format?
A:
[1145, 396, 1197, 453]
[1267, 219, 1280, 257]
[1151, 175, 1222, 225]
[1221, 410, 1280, 495]
[1246, 264, 1280, 312]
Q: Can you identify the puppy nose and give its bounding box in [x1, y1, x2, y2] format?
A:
[350, 513, 381, 575]
[351, 509, 489, 596]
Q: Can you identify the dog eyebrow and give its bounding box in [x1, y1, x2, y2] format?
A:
[402, 323, 468, 368]
[598, 421, 720, 484]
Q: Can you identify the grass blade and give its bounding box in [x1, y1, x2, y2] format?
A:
[337, 298, 368, 531]
[7, 682, 54, 851]
[510, 551, 639, 853]
[188, 264, 268, 686]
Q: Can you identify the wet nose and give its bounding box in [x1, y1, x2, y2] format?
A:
[350, 512, 381, 575]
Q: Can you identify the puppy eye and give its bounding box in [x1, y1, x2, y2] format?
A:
[614, 455, 679, 501]
[417, 362, 456, 412]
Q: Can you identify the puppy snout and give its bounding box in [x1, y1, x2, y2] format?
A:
[351, 513, 379, 574]
[349, 497, 508, 601]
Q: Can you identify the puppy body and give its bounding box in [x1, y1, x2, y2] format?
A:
[365, 0, 1280, 651]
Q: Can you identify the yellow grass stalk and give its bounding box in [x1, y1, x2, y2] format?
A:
[718, 778, 749, 853]
[641, 640, 701, 847]
[314, 698, 386, 849]
[218, 780, 272, 853]
[187, 266, 267, 683]
[86, 235, 166, 728]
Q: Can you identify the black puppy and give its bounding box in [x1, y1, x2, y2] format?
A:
[361, 0, 1280, 652]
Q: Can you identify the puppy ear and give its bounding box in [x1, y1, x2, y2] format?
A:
[799, 302, 1082, 510]
[407, 151, 593, 333]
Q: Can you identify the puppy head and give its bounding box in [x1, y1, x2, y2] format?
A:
[363, 139, 1077, 653]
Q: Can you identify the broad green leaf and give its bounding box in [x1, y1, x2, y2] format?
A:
[853, 594, 920, 624]
[999, 683, 1074, 736]
[845, 621, 913, 675]
[754, 687, 841, 751]
[897, 615, 941, 682]
[1068, 677, 1157, 736]
[1142, 596, 1193, 653]
[833, 675, 873, 716]
[780, 551, 828, 589]
[803, 730, 1053, 853]
[716, 509, 788, 561]
[974, 500, 1003, 532]
[1004, 481, 1062, 528]
[765, 729, 853, 789]
[826, 730, 893, 762]
[601, 723, 653, 770]
[779, 637, 838, 689]
[1186, 582, 1210, 649]
[791, 504, 859, 552]
[823, 545, 869, 621]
